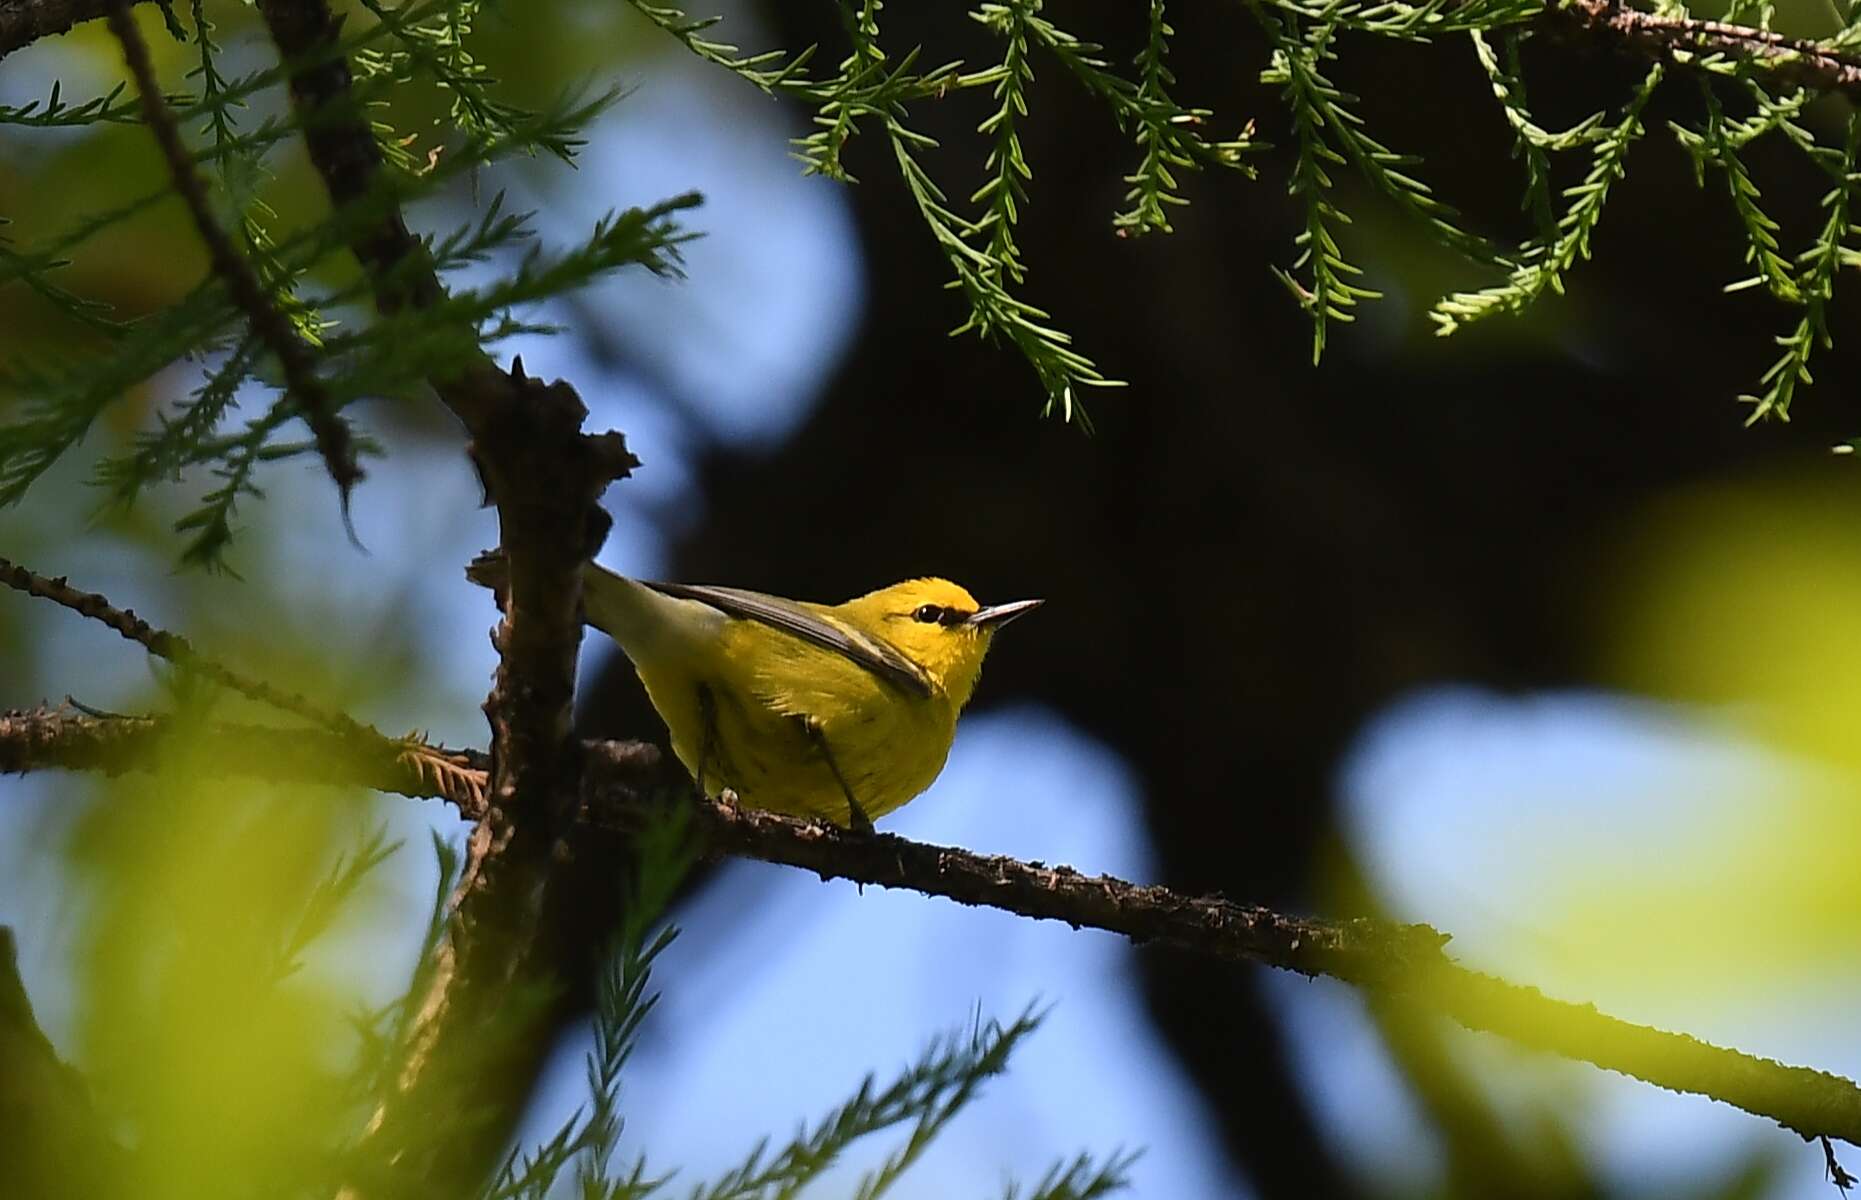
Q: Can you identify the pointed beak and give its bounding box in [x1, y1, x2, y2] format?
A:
[968, 598, 1044, 630]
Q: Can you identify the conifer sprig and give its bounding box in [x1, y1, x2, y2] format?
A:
[891, 127, 1115, 424]
[1265, 0, 1543, 37]
[630, 0, 1861, 418]
[356, 0, 582, 163]
[1003, 1152, 1139, 1200]
[109, 0, 364, 511]
[1015, 6, 1259, 192]
[1741, 112, 1861, 422]
[1270, 6, 1512, 274]
[457, 810, 1104, 1200]
[1114, 0, 1260, 237]
[0, 80, 142, 127]
[1431, 64, 1664, 334]
[1262, 15, 1378, 362]
[1672, 83, 1797, 301]
[970, 1, 1036, 285]
[1471, 29, 1603, 238]
[0, 84, 650, 569]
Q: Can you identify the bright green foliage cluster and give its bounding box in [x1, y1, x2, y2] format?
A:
[635, 0, 1861, 423]
[49, 747, 1130, 1198]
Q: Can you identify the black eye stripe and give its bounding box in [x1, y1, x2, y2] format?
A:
[909, 603, 974, 626]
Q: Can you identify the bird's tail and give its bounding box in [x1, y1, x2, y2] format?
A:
[467, 552, 703, 661]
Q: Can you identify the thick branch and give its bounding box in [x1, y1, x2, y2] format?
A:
[251, 0, 443, 320]
[248, 2, 637, 808]
[249, 4, 638, 1191]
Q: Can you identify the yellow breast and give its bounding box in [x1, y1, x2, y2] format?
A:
[633, 617, 959, 825]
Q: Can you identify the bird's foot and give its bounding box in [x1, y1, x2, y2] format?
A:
[793, 713, 876, 835]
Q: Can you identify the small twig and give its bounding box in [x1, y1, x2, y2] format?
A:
[104, 0, 363, 516]
[1546, 0, 1861, 98]
[0, 554, 371, 738]
[1827, 1135, 1857, 1191]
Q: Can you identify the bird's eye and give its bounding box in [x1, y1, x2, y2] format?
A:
[913, 604, 944, 624]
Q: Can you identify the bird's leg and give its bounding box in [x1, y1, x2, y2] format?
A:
[694, 683, 717, 797]
[795, 715, 875, 834]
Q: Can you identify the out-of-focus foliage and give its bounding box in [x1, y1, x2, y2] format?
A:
[66, 737, 385, 1196]
[1357, 476, 1861, 1017]
[1538, 477, 1861, 998]
[11, 708, 1118, 1197]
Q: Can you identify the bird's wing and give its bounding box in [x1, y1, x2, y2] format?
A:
[642, 580, 933, 698]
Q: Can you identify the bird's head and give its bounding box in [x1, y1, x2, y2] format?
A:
[839, 577, 1042, 707]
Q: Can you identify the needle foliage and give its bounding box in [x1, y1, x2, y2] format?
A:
[6, 0, 1858, 572]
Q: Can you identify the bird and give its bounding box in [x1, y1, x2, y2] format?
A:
[467, 554, 1041, 829]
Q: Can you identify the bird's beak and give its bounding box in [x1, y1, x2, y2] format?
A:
[968, 598, 1043, 629]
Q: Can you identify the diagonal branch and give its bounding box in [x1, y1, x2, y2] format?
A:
[0, 553, 374, 737]
[104, 0, 363, 509]
[665, 787, 1861, 1149]
[6, 710, 1860, 1151]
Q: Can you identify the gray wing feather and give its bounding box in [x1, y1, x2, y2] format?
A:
[642, 581, 932, 698]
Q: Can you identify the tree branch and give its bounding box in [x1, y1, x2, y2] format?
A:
[5, 0, 1861, 118]
[0, 0, 155, 61]
[1541, 0, 1861, 99]
[247, 3, 640, 1191]
[0, 704, 488, 814]
[6, 711, 1858, 1151]
[250, 0, 444, 319]
[0, 554, 376, 737]
[106, 0, 362, 509]
[650, 792, 1861, 1147]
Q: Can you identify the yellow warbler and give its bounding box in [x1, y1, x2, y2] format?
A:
[470, 555, 1040, 829]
